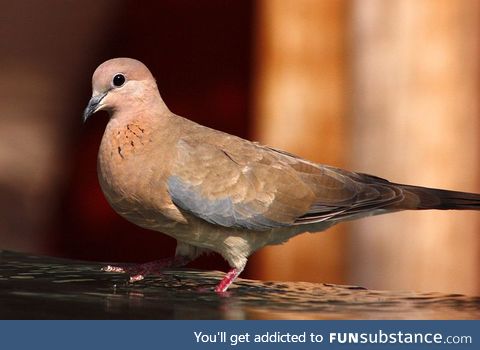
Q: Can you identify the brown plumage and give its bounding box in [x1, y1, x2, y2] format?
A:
[84, 58, 480, 292]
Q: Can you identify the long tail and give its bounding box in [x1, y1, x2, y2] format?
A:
[397, 184, 480, 210]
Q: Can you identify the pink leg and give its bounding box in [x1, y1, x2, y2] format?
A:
[214, 267, 242, 293]
[102, 255, 190, 283]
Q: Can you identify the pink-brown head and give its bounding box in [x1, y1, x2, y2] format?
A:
[83, 58, 165, 122]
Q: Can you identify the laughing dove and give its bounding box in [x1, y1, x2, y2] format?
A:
[84, 58, 480, 292]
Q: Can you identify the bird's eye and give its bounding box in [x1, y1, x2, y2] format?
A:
[112, 73, 126, 87]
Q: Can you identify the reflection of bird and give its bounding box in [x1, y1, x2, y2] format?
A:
[84, 58, 480, 292]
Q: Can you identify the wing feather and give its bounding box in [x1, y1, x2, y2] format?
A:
[168, 137, 405, 231]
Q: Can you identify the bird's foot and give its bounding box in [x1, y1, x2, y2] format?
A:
[101, 256, 188, 283]
[214, 267, 242, 293]
[100, 264, 149, 282]
[101, 265, 126, 273]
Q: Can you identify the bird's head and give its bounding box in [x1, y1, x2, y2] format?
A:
[83, 57, 163, 123]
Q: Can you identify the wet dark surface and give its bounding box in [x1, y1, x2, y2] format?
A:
[0, 250, 478, 319]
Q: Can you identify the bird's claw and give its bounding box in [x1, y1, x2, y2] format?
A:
[129, 274, 145, 283]
[101, 265, 126, 273]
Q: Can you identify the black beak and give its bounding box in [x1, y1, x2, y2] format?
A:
[83, 92, 107, 123]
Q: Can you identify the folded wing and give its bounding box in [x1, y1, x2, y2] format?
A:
[167, 136, 405, 231]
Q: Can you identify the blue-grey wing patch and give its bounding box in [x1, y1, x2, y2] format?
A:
[167, 175, 288, 231]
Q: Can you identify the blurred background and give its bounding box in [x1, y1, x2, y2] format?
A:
[0, 0, 479, 295]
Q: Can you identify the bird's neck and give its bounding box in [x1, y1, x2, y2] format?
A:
[101, 104, 177, 162]
[108, 96, 171, 128]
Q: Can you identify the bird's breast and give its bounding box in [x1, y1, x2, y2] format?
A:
[97, 121, 186, 229]
[98, 122, 152, 192]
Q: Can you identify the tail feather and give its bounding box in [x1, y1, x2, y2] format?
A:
[398, 184, 480, 210]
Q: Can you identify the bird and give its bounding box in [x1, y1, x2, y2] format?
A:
[84, 57, 480, 293]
